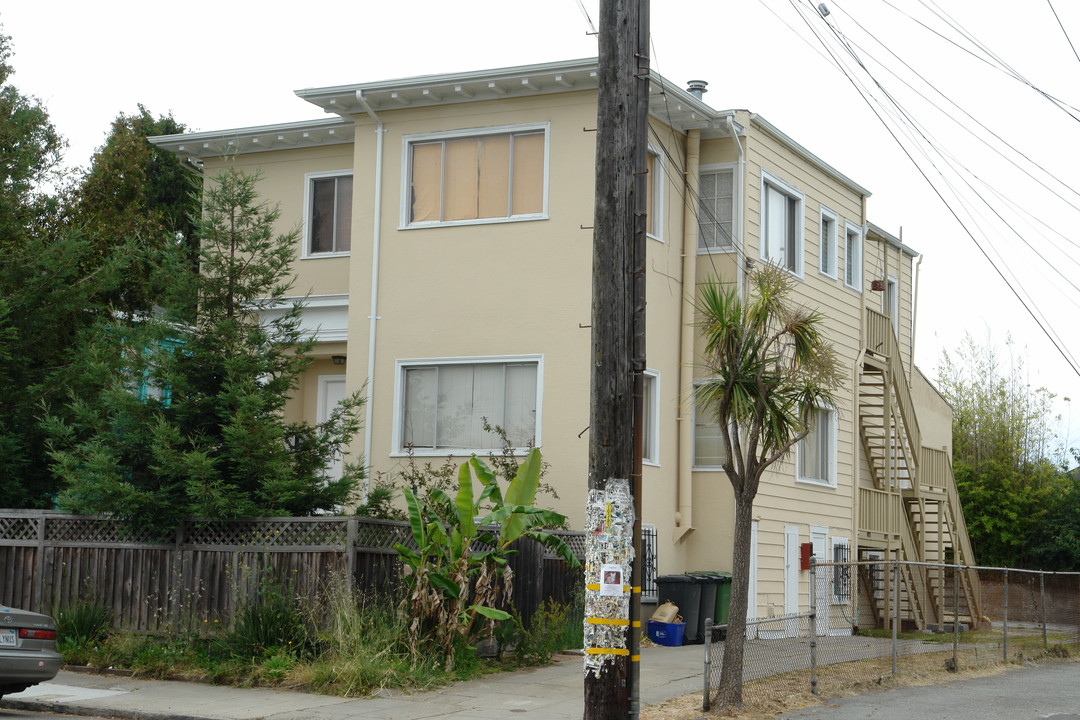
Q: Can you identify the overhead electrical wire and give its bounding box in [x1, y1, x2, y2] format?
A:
[1045, 0, 1080, 65]
[787, 0, 1080, 377]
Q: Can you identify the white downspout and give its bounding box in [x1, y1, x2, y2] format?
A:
[675, 129, 701, 542]
[356, 90, 384, 503]
[725, 116, 747, 297]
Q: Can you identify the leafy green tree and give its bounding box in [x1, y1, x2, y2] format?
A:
[75, 105, 200, 314]
[47, 168, 364, 533]
[0, 31, 127, 508]
[695, 266, 843, 709]
[936, 333, 1074, 568]
[0, 31, 64, 245]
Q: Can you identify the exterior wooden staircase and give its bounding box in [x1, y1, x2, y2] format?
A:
[856, 309, 981, 631]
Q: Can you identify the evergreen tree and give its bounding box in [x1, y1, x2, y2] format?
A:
[75, 105, 200, 314]
[47, 169, 364, 534]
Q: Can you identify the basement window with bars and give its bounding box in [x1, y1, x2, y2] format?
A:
[831, 537, 851, 604]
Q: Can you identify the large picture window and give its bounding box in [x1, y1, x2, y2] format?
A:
[397, 357, 540, 453]
[305, 172, 352, 256]
[406, 126, 547, 226]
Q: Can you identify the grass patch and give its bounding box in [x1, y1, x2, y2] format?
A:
[56, 579, 583, 696]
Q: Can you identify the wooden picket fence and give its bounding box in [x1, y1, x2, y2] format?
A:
[0, 510, 585, 632]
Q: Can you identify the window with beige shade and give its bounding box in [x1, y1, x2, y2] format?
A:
[405, 125, 547, 226]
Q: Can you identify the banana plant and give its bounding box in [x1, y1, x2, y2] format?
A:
[393, 448, 578, 670]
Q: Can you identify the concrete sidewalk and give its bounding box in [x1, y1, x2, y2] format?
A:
[0, 644, 706, 720]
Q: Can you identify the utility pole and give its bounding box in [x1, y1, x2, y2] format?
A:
[584, 0, 649, 718]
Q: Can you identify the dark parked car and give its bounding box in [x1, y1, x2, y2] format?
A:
[0, 607, 62, 700]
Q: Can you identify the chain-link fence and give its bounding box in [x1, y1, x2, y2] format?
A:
[703, 560, 1080, 711]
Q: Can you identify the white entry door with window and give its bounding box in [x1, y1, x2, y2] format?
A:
[317, 375, 347, 480]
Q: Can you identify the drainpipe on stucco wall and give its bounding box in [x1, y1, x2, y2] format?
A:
[356, 90, 385, 503]
[675, 128, 701, 542]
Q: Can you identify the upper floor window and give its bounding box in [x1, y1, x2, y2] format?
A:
[404, 125, 547, 227]
[760, 170, 804, 274]
[395, 356, 541, 454]
[844, 222, 863, 291]
[819, 207, 838, 278]
[698, 166, 735, 252]
[797, 406, 837, 487]
[646, 149, 664, 241]
[305, 171, 353, 256]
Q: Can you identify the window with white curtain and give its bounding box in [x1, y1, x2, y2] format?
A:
[405, 125, 547, 226]
[698, 166, 735, 251]
[797, 406, 837, 486]
[397, 357, 540, 452]
[760, 170, 803, 274]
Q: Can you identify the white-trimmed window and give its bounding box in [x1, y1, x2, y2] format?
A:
[646, 149, 665, 241]
[395, 356, 541, 454]
[883, 275, 899, 336]
[819, 207, 838, 278]
[693, 388, 728, 469]
[844, 222, 863, 291]
[698, 165, 735, 252]
[304, 171, 353, 256]
[797, 406, 837, 487]
[642, 370, 659, 465]
[404, 124, 547, 227]
[760, 170, 804, 274]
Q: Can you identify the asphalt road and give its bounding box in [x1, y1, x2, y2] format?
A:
[780, 661, 1080, 720]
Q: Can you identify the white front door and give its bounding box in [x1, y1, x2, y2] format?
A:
[317, 375, 347, 480]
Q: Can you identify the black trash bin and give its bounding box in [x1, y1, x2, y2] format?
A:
[655, 574, 702, 644]
[690, 573, 722, 644]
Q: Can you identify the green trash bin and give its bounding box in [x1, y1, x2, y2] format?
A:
[691, 571, 732, 637]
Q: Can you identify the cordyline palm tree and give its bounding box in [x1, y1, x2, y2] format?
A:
[695, 264, 843, 709]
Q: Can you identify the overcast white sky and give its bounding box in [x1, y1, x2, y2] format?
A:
[5, 0, 1080, 452]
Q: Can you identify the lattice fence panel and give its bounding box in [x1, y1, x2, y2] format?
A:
[544, 530, 587, 561]
[46, 517, 164, 545]
[355, 519, 413, 551]
[0, 516, 38, 542]
[184, 519, 349, 548]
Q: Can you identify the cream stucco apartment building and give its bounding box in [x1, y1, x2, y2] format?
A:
[152, 58, 978, 631]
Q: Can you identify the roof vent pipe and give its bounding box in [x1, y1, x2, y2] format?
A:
[686, 80, 708, 99]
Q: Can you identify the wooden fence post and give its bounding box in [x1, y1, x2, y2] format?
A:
[346, 517, 357, 584]
[33, 512, 46, 613]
